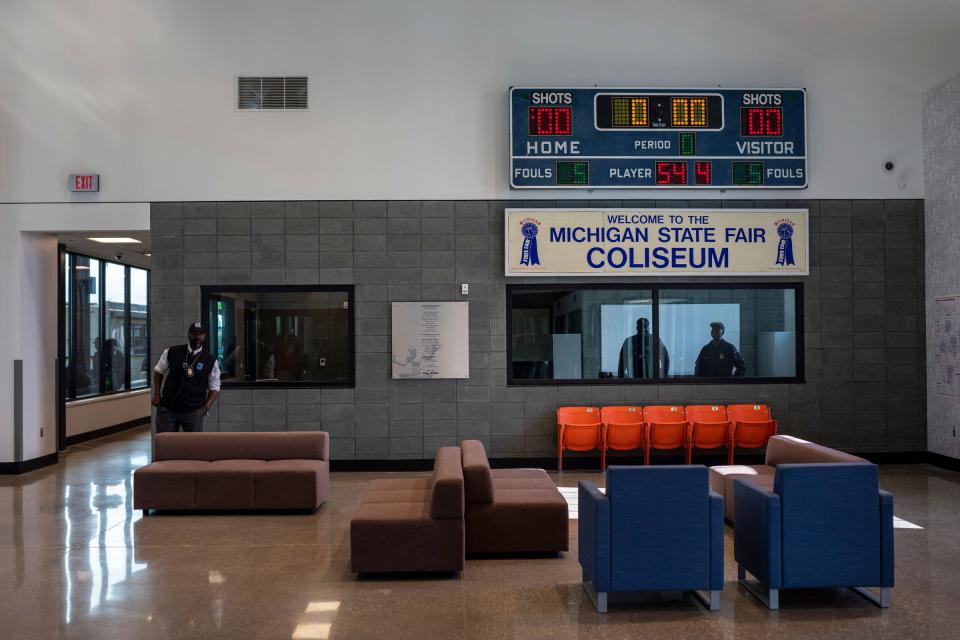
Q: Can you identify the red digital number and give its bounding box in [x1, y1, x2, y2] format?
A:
[528, 107, 572, 136]
[695, 161, 712, 185]
[656, 161, 687, 185]
[741, 107, 783, 136]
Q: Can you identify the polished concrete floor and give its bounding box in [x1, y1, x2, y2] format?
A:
[1, 427, 958, 639]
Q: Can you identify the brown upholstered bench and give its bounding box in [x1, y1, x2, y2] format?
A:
[350, 446, 465, 574]
[134, 432, 329, 513]
[461, 440, 569, 554]
[709, 434, 868, 523]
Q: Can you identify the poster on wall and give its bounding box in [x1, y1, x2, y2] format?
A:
[391, 302, 469, 379]
[934, 295, 960, 396]
[505, 208, 808, 276]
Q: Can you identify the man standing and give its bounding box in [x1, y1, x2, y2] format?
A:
[152, 322, 221, 432]
[618, 317, 670, 378]
[694, 321, 746, 377]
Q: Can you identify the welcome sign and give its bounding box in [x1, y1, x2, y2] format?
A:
[505, 208, 808, 276]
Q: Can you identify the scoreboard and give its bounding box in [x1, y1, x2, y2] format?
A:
[510, 87, 806, 189]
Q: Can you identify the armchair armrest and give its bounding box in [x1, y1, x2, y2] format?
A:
[879, 490, 895, 588]
[733, 478, 782, 589]
[578, 480, 610, 591]
[709, 489, 724, 590]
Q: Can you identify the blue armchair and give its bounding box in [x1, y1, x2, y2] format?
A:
[734, 462, 894, 609]
[578, 465, 724, 612]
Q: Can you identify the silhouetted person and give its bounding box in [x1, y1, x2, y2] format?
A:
[618, 318, 669, 378]
[694, 321, 746, 377]
[103, 338, 126, 391]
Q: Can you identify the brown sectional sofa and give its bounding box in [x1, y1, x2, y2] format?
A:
[349, 441, 569, 574]
[461, 440, 569, 554]
[350, 446, 465, 574]
[709, 434, 867, 523]
[134, 432, 329, 513]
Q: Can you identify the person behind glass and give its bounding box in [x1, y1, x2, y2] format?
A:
[103, 338, 126, 391]
[618, 317, 669, 378]
[151, 322, 221, 432]
[694, 321, 746, 377]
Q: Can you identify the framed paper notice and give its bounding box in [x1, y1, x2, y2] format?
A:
[391, 302, 469, 379]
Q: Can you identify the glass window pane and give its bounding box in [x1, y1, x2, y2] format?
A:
[64, 254, 73, 399]
[510, 288, 656, 380]
[660, 288, 797, 378]
[206, 288, 352, 384]
[104, 263, 127, 391]
[75, 257, 100, 396]
[130, 268, 149, 389]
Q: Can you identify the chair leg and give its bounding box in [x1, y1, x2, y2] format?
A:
[727, 445, 734, 465]
[853, 586, 891, 608]
[601, 445, 606, 472]
[582, 580, 608, 613]
[644, 445, 650, 466]
[685, 445, 692, 465]
[692, 589, 721, 611]
[738, 563, 779, 610]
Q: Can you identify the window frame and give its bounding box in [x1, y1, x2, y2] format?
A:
[62, 249, 152, 401]
[200, 284, 356, 389]
[505, 282, 804, 386]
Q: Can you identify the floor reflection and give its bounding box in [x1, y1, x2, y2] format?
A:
[61, 444, 146, 624]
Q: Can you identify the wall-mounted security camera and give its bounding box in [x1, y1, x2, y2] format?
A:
[114, 253, 123, 260]
[883, 160, 895, 173]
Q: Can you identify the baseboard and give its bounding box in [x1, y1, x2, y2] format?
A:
[854, 451, 929, 465]
[64, 416, 150, 447]
[330, 452, 765, 472]
[0, 452, 59, 475]
[330, 450, 958, 473]
[925, 451, 960, 472]
[331, 459, 435, 472]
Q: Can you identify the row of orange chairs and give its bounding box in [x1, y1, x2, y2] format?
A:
[556, 404, 778, 471]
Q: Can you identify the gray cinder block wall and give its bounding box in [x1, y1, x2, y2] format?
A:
[150, 199, 925, 460]
[923, 73, 960, 459]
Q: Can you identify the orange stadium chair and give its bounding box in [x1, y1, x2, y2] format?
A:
[726, 404, 778, 464]
[600, 406, 645, 471]
[642, 405, 688, 465]
[685, 405, 732, 464]
[556, 406, 602, 472]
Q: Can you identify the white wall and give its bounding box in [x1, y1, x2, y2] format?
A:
[66, 390, 150, 439]
[17, 234, 58, 462]
[923, 73, 960, 459]
[0, 204, 149, 464]
[0, 0, 926, 203]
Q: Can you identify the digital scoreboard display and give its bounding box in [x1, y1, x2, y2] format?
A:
[510, 87, 806, 189]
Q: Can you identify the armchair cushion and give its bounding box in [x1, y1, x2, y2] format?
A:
[606, 465, 711, 591]
[774, 463, 882, 589]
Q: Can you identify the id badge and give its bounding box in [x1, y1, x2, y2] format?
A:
[185, 366, 195, 378]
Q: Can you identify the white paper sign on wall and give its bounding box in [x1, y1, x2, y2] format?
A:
[391, 302, 469, 379]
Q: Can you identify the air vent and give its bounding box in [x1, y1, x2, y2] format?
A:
[237, 76, 308, 110]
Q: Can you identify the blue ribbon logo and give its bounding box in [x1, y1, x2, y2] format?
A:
[775, 222, 795, 266]
[520, 220, 540, 266]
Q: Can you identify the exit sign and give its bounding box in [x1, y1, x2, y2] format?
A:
[68, 174, 100, 192]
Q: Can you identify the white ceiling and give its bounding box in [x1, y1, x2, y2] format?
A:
[683, 0, 960, 92]
[58, 231, 151, 269]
